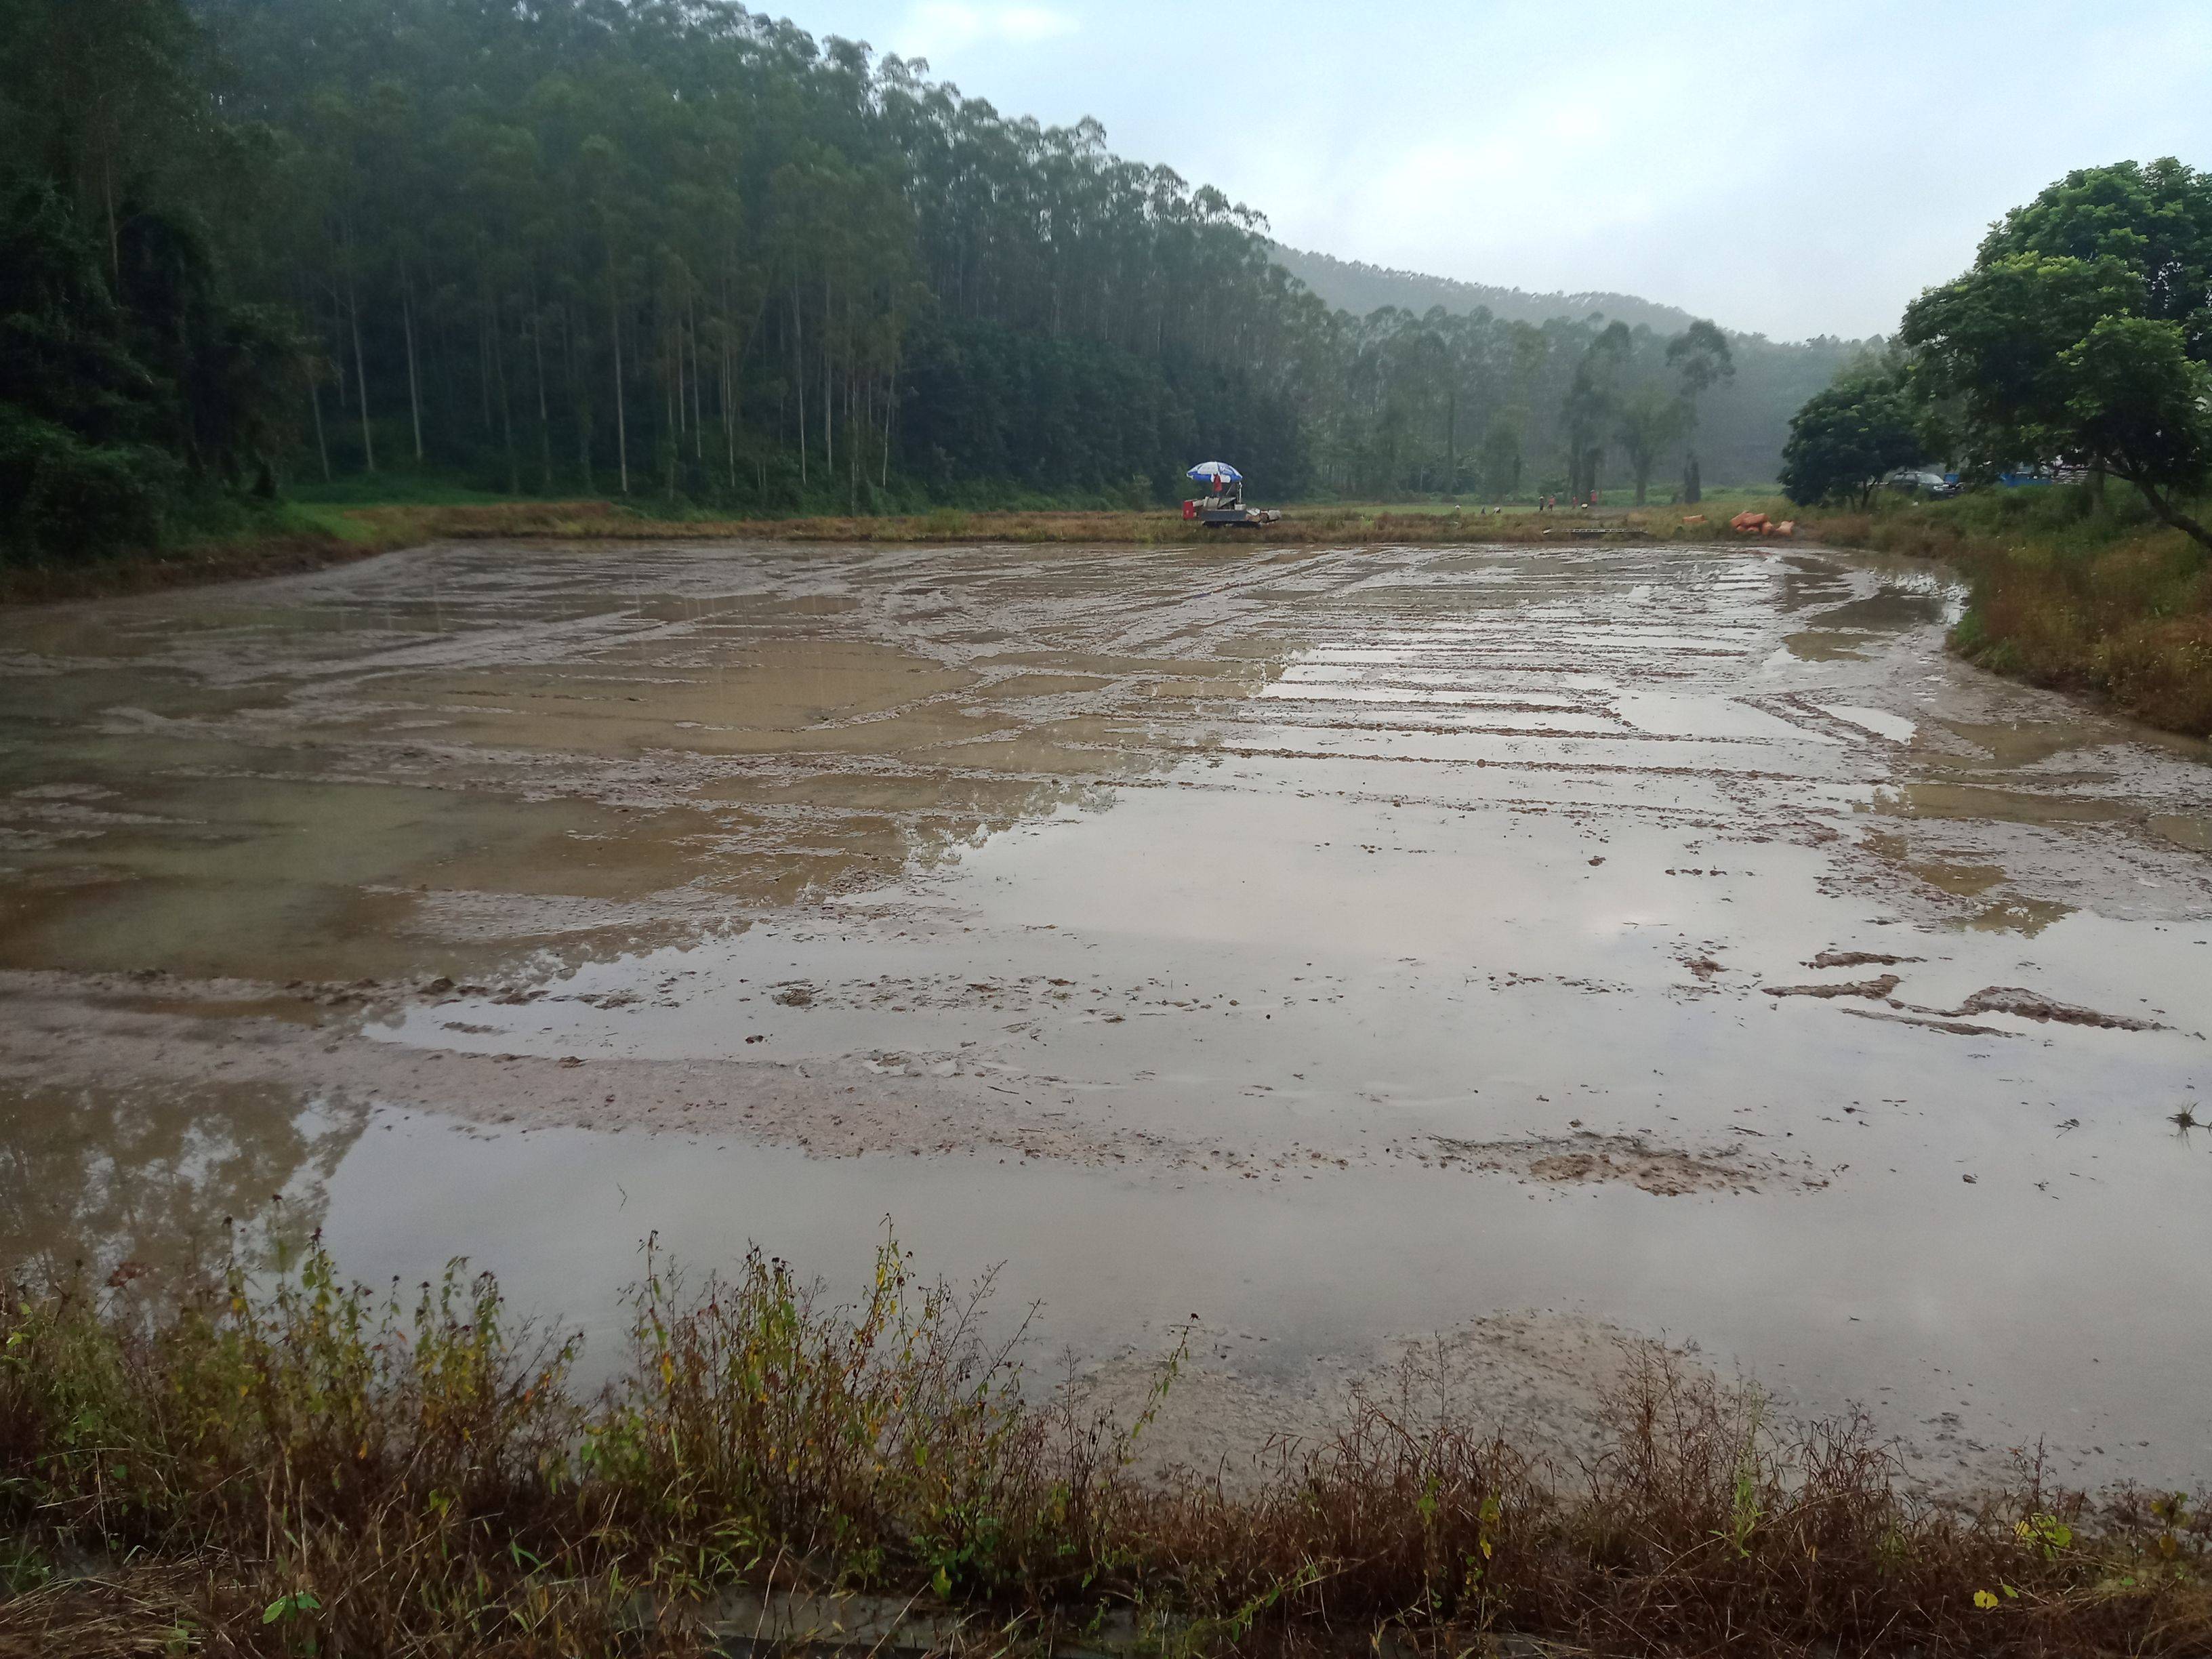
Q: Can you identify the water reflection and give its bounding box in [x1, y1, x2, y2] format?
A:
[0, 1080, 362, 1282]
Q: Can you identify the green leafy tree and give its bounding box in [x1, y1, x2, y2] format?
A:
[1904, 251, 2212, 548]
[1562, 321, 1631, 499]
[1902, 159, 2212, 552]
[0, 180, 178, 556]
[1665, 318, 1734, 502]
[1, 0, 297, 558]
[1978, 158, 2212, 339]
[1612, 384, 1684, 506]
[1778, 373, 1923, 508]
[1477, 415, 1522, 502]
[2054, 316, 2212, 541]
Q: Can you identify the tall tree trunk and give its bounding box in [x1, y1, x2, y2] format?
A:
[310, 371, 331, 482]
[2132, 477, 2212, 554]
[565, 305, 593, 493]
[402, 272, 425, 462]
[346, 234, 376, 474]
[882, 356, 895, 491]
[491, 289, 518, 495]
[101, 147, 120, 285]
[531, 285, 553, 493]
[1445, 388, 1456, 498]
[794, 274, 806, 489]
[722, 333, 737, 493]
[609, 268, 629, 496]
[665, 321, 678, 501]
[689, 298, 704, 462]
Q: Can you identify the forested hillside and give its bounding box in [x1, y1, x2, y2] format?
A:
[1274, 244, 1872, 486]
[1270, 244, 1702, 335]
[1, 0, 1847, 562]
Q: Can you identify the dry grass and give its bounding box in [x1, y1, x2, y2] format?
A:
[398, 499, 1686, 549]
[4, 1238, 2207, 1657]
[0, 528, 410, 606]
[1795, 491, 2212, 739]
[0, 495, 1796, 609]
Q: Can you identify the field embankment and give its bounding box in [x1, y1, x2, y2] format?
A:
[1793, 488, 2212, 739]
[3, 1242, 2207, 1659]
[0, 493, 1770, 606]
[0, 503, 432, 605]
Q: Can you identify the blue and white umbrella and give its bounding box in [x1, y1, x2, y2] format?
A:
[1187, 461, 1242, 485]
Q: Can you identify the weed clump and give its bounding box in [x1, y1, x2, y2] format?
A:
[3, 1239, 2209, 1656]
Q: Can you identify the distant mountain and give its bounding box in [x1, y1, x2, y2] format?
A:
[1271, 243, 1877, 485]
[1270, 244, 1706, 337]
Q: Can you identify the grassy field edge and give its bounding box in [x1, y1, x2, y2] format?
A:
[1790, 489, 2212, 739]
[3, 1240, 2207, 1658]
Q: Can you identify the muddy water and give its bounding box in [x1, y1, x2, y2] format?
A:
[3, 539, 2210, 1488]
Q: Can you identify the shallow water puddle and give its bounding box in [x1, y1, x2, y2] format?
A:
[3, 537, 2209, 1487]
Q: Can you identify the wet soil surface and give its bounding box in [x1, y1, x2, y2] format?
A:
[3, 538, 2210, 1490]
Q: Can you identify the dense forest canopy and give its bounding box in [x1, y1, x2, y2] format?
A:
[3, 0, 1820, 559]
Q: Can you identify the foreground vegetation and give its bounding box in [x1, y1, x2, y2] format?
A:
[3, 1239, 2207, 1657]
[1800, 486, 2212, 738]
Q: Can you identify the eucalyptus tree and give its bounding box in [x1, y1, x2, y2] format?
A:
[1562, 322, 1632, 499]
[18, 0, 1800, 544]
[1, 0, 301, 557]
[1664, 319, 1734, 503]
[1612, 384, 1684, 506]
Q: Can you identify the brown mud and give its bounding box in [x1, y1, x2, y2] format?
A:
[3, 536, 2210, 1494]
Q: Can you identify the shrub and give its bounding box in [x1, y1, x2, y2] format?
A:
[4, 1238, 2209, 1656]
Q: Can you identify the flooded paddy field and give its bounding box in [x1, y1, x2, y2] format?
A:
[4, 537, 2210, 1490]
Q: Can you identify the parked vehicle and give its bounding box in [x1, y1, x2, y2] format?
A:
[1885, 468, 1959, 498]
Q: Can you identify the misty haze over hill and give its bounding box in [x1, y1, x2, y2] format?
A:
[1271, 245, 1709, 338]
[1271, 244, 1880, 486]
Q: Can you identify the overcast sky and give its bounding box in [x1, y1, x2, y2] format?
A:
[760, 0, 2212, 342]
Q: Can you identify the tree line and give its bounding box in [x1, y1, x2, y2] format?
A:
[1781, 158, 2212, 553]
[1274, 244, 1869, 488]
[5, 0, 1777, 560]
